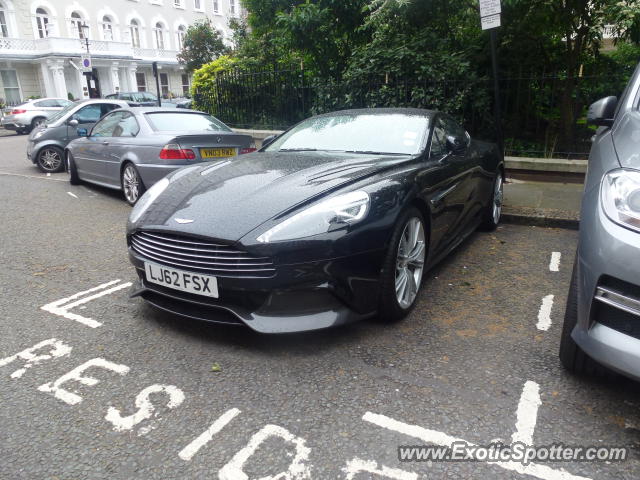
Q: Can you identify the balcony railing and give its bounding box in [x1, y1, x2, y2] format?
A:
[0, 37, 179, 62]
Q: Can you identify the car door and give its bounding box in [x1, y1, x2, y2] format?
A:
[66, 103, 121, 144]
[77, 111, 124, 183]
[102, 112, 141, 186]
[32, 99, 58, 121]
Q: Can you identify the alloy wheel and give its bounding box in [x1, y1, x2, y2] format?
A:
[395, 217, 426, 309]
[123, 165, 140, 204]
[40, 148, 62, 172]
[492, 175, 504, 225]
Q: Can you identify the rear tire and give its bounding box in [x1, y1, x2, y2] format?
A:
[31, 116, 46, 131]
[378, 207, 427, 322]
[559, 259, 605, 376]
[121, 163, 146, 206]
[66, 151, 80, 185]
[36, 145, 65, 173]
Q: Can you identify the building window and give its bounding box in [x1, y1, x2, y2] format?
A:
[136, 72, 146, 92]
[1, 70, 21, 105]
[70, 12, 87, 39]
[160, 72, 169, 98]
[177, 25, 186, 50]
[174, 0, 184, 7]
[154, 22, 165, 50]
[130, 19, 140, 47]
[212, 0, 219, 13]
[194, 0, 201, 9]
[102, 16, 113, 41]
[0, 2, 8, 38]
[181, 73, 190, 95]
[230, 0, 235, 16]
[35, 7, 50, 38]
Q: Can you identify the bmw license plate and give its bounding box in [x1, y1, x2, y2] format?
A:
[200, 148, 236, 159]
[144, 262, 219, 298]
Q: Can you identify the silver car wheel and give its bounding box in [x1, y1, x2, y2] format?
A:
[492, 175, 503, 225]
[395, 217, 426, 309]
[40, 148, 62, 171]
[122, 165, 140, 204]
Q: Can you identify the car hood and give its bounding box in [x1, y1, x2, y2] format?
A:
[134, 151, 413, 242]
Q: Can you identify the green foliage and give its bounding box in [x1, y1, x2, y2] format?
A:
[177, 20, 228, 72]
[191, 55, 238, 109]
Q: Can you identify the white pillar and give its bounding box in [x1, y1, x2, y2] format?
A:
[127, 63, 137, 92]
[39, 61, 55, 98]
[47, 60, 67, 99]
[110, 62, 121, 94]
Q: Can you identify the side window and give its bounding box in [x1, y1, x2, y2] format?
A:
[442, 116, 467, 143]
[35, 99, 56, 107]
[121, 94, 132, 101]
[143, 92, 157, 102]
[91, 112, 125, 137]
[100, 103, 121, 116]
[114, 113, 140, 137]
[430, 118, 448, 158]
[73, 105, 102, 124]
[57, 99, 72, 107]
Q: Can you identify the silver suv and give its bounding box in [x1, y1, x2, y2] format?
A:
[560, 62, 640, 380]
[27, 99, 128, 173]
[1, 98, 73, 134]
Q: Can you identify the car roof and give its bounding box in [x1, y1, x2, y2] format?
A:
[74, 99, 129, 106]
[313, 107, 436, 119]
[124, 107, 206, 114]
[25, 97, 70, 102]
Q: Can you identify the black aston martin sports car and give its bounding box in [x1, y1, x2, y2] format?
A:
[127, 108, 503, 333]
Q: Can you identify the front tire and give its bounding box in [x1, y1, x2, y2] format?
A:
[121, 163, 146, 206]
[378, 207, 427, 322]
[66, 151, 80, 185]
[480, 172, 503, 231]
[36, 146, 65, 173]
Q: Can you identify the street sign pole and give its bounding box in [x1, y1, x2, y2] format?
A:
[480, 0, 504, 160]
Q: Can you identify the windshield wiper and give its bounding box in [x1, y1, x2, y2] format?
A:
[344, 150, 406, 155]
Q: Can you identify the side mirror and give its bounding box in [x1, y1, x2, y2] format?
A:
[587, 96, 617, 127]
[77, 128, 88, 137]
[446, 135, 466, 154]
[261, 134, 277, 148]
[68, 119, 79, 127]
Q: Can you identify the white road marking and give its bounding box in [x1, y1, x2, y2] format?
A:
[41, 279, 132, 328]
[218, 424, 312, 480]
[38, 358, 130, 405]
[549, 252, 561, 272]
[0, 171, 67, 182]
[512, 381, 541, 445]
[536, 295, 555, 331]
[343, 458, 418, 480]
[178, 408, 241, 461]
[363, 412, 591, 480]
[67, 191, 78, 199]
[105, 384, 185, 436]
[0, 338, 72, 379]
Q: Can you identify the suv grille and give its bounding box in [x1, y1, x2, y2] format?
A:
[131, 231, 275, 278]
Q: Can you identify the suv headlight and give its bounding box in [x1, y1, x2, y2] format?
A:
[257, 191, 370, 243]
[601, 169, 640, 232]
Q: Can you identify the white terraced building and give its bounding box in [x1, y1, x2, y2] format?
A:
[0, 0, 245, 105]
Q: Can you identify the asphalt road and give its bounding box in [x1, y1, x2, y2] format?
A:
[1, 134, 639, 480]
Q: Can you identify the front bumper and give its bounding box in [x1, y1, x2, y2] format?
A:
[128, 247, 385, 333]
[573, 201, 640, 380]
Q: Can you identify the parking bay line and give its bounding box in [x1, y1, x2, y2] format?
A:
[178, 408, 241, 461]
[549, 252, 561, 272]
[536, 295, 555, 331]
[0, 171, 67, 182]
[41, 279, 132, 328]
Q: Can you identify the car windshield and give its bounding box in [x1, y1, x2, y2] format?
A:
[46, 102, 79, 125]
[266, 113, 429, 155]
[145, 112, 232, 132]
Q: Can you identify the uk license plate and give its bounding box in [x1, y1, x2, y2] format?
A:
[200, 147, 236, 159]
[144, 262, 219, 298]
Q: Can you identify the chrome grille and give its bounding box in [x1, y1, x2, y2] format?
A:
[131, 231, 275, 278]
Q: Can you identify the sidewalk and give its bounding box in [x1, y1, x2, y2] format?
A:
[503, 178, 583, 229]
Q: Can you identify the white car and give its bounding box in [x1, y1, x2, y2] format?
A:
[1, 97, 73, 134]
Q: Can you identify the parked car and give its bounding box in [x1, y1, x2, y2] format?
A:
[104, 92, 179, 108]
[26, 99, 129, 173]
[175, 99, 192, 109]
[559, 62, 640, 381]
[65, 107, 254, 205]
[125, 108, 504, 333]
[2, 98, 73, 134]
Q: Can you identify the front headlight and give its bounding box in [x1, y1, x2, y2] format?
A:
[257, 191, 370, 243]
[129, 177, 170, 223]
[32, 129, 46, 140]
[601, 169, 640, 232]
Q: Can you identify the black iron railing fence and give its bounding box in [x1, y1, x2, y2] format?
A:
[194, 68, 631, 159]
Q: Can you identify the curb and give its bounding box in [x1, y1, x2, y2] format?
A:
[502, 207, 580, 230]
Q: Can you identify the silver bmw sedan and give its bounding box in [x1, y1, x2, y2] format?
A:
[64, 107, 254, 205]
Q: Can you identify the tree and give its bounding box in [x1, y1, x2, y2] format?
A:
[177, 21, 228, 72]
